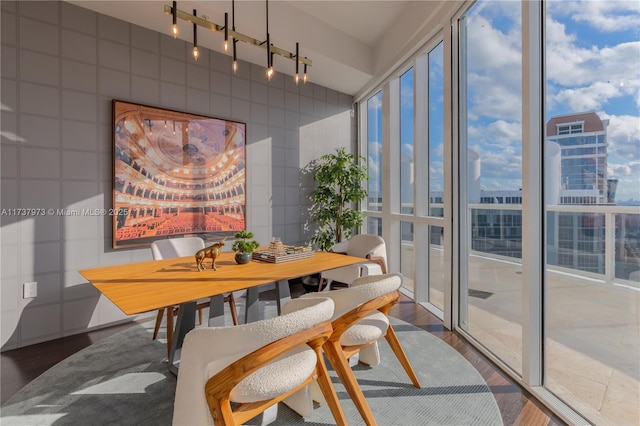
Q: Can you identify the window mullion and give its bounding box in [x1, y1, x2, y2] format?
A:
[521, 0, 544, 387]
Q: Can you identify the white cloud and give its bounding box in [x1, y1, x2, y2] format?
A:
[464, 10, 523, 123]
[547, 0, 640, 33]
[600, 112, 640, 201]
[554, 82, 623, 111]
[458, 0, 640, 199]
[545, 2, 640, 112]
[600, 113, 640, 160]
[366, 93, 382, 110]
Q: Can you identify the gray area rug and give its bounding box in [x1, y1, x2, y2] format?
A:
[1, 298, 502, 426]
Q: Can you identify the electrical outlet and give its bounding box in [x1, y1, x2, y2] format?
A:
[23, 282, 37, 299]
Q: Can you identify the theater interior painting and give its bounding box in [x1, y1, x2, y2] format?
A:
[112, 100, 246, 249]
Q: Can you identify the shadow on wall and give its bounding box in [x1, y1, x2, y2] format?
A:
[0, 207, 121, 352]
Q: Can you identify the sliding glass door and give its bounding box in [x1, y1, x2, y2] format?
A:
[458, 0, 524, 375]
[543, 1, 640, 424]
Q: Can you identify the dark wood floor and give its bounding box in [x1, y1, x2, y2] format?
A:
[1, 295, 565, 425]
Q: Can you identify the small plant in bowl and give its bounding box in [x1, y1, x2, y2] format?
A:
[231, 230, 260, 264]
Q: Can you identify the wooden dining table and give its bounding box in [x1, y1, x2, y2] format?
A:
[79, 250, 364, 373]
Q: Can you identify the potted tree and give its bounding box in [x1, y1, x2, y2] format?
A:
[231, 230, 260, 264]
[309, 147, 368, 251]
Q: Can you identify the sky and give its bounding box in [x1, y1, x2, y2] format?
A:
[368, 0, 639, 204]
[466, 0, 640, 202]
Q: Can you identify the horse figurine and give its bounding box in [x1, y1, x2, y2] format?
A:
[195, 238, 226, 271]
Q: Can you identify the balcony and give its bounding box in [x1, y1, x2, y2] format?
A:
[401, 206, 639, 425]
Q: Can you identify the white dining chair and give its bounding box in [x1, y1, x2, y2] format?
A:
[318, 234, 387, 291]
[150, 237, 238, 357]
[300, 273, 421, 425]
[173, 297, 347, 426]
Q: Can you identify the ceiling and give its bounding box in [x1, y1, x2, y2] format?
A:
[69, 1, 448, 96]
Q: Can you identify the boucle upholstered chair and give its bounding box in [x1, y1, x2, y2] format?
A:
[318, 234, 387, 291]
[150, 237, 238, 357]
[172, 297, 347, 426]
[301, 273, 421, 425]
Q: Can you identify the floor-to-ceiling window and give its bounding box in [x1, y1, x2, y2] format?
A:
[360, 39, 447, 312]
[459, 0, 524, 375]
[365, 91, 383, 237]
[399, 68, 416, 291]
[427, 43, 445, 312]
[358, 0, 638, 423]
[543, 1, 640, 424]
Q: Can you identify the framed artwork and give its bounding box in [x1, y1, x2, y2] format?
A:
[112, 100, 246, 249]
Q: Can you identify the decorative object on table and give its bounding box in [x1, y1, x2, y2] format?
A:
[231, 230, 260, 264]
[152, 237, 238, 357]
[195, 238, 227, 271]
[268, 237, 286, 255]
[253, 244, 314, 263]
[308, 147, 368, 251]
[112, 100, 246, 249]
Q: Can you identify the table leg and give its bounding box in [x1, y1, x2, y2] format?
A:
[276, 279, 291, 314]
[207, 294, 226, 327]
[245, 287, 260, 323]
[168, 301, 196, 375]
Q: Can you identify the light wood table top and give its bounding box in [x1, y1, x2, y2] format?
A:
[79, 251, 363, 316]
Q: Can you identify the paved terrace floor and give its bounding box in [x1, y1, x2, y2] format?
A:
[402, 249, 639, 425]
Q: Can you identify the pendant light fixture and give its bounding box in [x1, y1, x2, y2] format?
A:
[231, 0, 238, 73]
[265, 0, 274, 80]
[224, 12, 229, 53]
[165, 1, 312, 82]
[192, 9, 199, 60]
[171, 1, 178, 38]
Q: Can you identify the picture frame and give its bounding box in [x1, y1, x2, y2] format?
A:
[112, 100, 246, 249]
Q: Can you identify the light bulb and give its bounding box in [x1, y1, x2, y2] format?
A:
[192, 46, 199, 60]
[232, 60, 238, 73]
[295, 73, 299, 85]
[266, 67, 274, 81]
[224, 40, 228, 53]
[172, 24, 178, 38]
[303, 72, 307, 84]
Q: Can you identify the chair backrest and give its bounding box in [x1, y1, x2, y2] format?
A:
[150, 237, 205, 260]
[173, 297, 336, 425]
[345, 234, 387, 267]
[302, 273, 402, 320]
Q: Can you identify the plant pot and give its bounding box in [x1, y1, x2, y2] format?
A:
[234, 252, 252, 264]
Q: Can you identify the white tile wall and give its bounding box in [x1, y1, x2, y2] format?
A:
[0, 0, 354, 351]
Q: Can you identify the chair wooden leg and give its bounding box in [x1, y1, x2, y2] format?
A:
[317, 277, 325, 292]
[227, 293, 239, 326]
[152, 308, 164, 340]
[197, 307, 203, 325]
[384, 326, 422, 388]
[323, 341, 377, 426]
[314, 350, 348, 426]
[166, 307, 174, 359]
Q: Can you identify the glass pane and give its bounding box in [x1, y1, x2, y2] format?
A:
[367, 91, 383, 212]
[616, 214, 640, 282]
[401, 221, 415, 292]
[366, 216, 382, 237]
[459, 0, 523, 375]
[429, 225, 445, 310]
[544, 1, 640, 424]
[429, 43, 445, 218]
[400, 68, 414, 215]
